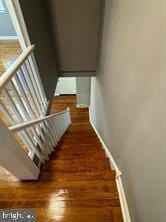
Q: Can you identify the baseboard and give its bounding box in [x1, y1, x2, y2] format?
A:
[89, 108, 131, 222]
[54, 94, 76, 96]
[116, 176, 132, 222]
[76, 104, 89, 109]
[0, 36, 18, 40]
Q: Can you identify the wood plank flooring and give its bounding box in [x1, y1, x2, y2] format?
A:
[0, 95, 123, 221]
[0, 40, 30, 153]
[0, 40, 21, 125]
[0, 40, 21, 75]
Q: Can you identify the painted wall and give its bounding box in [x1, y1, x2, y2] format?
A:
[76, 77, 91, 107]
[45, 0, 102, 75]
[0, 0, 16, 37]
[90, 0, 166, 221]
[19, 0, 59, 101]
[55, 77, 76, 95]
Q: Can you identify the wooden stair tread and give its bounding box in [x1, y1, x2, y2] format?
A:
[0, 200, 120, 210]
[56, 144, 103, 150]
[50, 153, 107, 160]
[35, 208, 122, 222]
[40, 171, 116, 181]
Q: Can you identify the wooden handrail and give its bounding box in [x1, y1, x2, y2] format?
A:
[9, 108, 70, 133]
[0, 45, 35, 91]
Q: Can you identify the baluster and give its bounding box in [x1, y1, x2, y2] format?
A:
[42, 121, 54, 151]
[28, 55, 47, 105]
[48, 119, 57, 146]
[0, 101, 15, 125]
[52, 117, 60, 140]
[17, 69, 40, 116]
[23, 129, 43, 162]
[26, 58, 46, 110]
[45, 120, 55, 148]
[50, 118, 59, 143]
[22, 63, 43, 115]
[13, 75, 47, 147]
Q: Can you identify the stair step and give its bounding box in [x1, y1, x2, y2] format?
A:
[51, 150, 106, 159]
[0, 179, 118, 201]
[36, 208, 122, 222]
[57, 143, 102, 148]
[40, 171, 115, 181]
[66, 129, 96, 133]
[62, 135, 99, 140]
[63, 131, 97, 135]
[50, 151, 106, 160]
[47, 158, 110, 165]
[56, 147, 105, 152]
[1, 199, 120, 209]
[56, 147, 104, 154]
[45, 157, 110, 163]
[0, 188, 119, 201]
[60, 139, 100, 145]
[42, 159, 110, 172]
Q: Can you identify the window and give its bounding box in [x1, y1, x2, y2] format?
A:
[0, 0, 5, 13]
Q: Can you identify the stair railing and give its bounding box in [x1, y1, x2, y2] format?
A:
[0, 45, 71, 180]
[9, 108, 71, 166]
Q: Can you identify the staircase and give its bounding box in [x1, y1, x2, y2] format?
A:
[0, 45, 71, 180]
[0, 43, 123, 221]
[0, 95, 123, 221]
[42, 96, 123, 221]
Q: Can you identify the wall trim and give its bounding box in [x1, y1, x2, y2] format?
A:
[61, 72, 96, 77]
[0, 36, 18, 40]
[76, 104, 89, 109]
[6, 0, 49, 106]
[89, 108, 132, 222]
[5, 0, 31, 49]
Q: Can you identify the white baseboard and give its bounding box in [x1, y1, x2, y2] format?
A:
[76, 104, 89, 108]
[89, 108, 131, 222]
[0, 36, 18, 40]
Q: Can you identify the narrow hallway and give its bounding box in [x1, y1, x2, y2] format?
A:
[0, 96, 123, 221]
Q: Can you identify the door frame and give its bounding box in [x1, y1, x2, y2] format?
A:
[5, 0, 31, 50]
[5, 0, 48, 106]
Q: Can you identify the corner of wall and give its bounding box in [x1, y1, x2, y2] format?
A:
[89, 106, 131, 222]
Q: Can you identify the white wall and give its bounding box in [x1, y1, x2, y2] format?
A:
[76, 77, 91, 107]
[55, 77, 76, 95]
[0, 0, 17, 38]
[90, 0, 166, 221]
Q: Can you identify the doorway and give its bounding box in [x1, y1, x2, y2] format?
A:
[0, 0, 22, 75]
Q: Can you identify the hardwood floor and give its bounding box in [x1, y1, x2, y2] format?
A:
[0, 40, 21, 75]
[0, 40, 29, 153]
[0, 95, 123, 221]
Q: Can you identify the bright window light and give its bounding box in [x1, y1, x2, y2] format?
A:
[0, 0, 5, 13]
